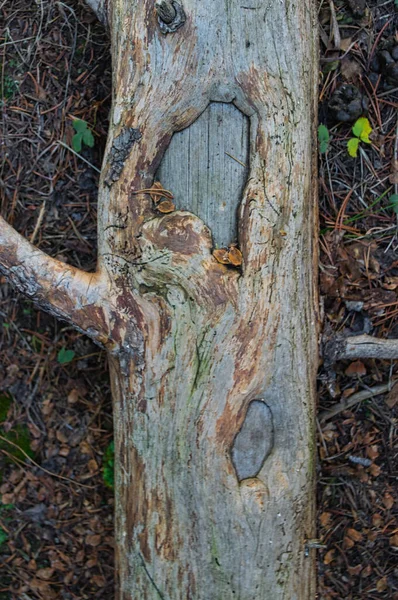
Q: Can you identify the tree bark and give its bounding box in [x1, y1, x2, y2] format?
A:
[0, 0, 319, 598]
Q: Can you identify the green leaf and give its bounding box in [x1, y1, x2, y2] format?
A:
[0, 528, 8, 548]
[323, 61, 339, 74]
[57, 347, 75, 364]
[82, 128, 95, 148]
[318, 124, 330, 154]
[72, 132, 83, 153]
[347, 137, 360, 158]
[72, 119, 88, 133]
[389, 194, 398, 214]
[103, 440, 115, 489]
[352, 117, 372, 144]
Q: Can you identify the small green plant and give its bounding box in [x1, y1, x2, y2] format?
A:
[318, 124, 330, 154]
[389, 194, 398, 214]
[103, 440, 115, 489]
[0, 425, 34, 463]
[0, 74, 18, 103]
[0, 528, 8, 548]
[57, 347, 75, 364]
[347, 117, 372, 158]
[72, 119, 95, 153]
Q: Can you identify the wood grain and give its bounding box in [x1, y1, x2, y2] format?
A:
[157, 102, 249, 248]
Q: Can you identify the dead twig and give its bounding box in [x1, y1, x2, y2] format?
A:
[319, 382, 395, 422]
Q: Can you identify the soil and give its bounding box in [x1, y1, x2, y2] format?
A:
[0, 0, 397, 598]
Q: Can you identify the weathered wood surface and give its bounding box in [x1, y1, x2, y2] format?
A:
[0, 0, 319, 598]
[157, 102, 249, 248]
[99, 1, 319, 598]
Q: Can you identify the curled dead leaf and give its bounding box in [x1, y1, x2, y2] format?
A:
[150, 181, 165, 203]
[213, 248, 230, 265]
[383, 492, 394, 510]
[324, 549, 335, 565]
[347, 528, 363, 543]
[157, 200, 175, 213]
[228, 246, 243, 266]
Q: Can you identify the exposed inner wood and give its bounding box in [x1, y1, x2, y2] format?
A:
[157, 102, 249, 248]
[231, 399, 274, 481]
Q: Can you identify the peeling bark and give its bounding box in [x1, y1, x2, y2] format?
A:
[0, 0, 319, 598]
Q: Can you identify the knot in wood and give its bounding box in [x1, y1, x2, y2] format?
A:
[155, 0, 186, 34]
[231, 400, 274, 482]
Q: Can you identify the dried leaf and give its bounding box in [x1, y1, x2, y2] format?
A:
[36, 567, 55, 581]
[86, 534, 102, 547]
[68, 389, 80, 404]
[366, 445, 379, 460]
[91, 574, 106, 587]
[347, 564, 363, 576]
[369, 463, 381, 477]
[320, 512, 332, 528]
[213, 249, 230, 265]
[376, 577, 388, 592]
[228, 246, 243, 266]
[372, 513, 383, 527]
[87, 458, 99, 473]
[390, 533, 398, 547]
[150, 181, 166, 203]
[341, 57, 362, 82]
[340, 37, 353, 52]
[157, 200, 175, 213]
[345, 360, 366, 377]
[324, 549, 335, 565]
[347, 528, 363, 542]
[383, 492, 394, 510]
[343, 535, 355, 549]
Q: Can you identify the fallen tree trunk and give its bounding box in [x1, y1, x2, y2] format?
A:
[0, 0, 319, 598]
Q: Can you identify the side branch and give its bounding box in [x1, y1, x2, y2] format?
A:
[325, 334, 398, 362]
[0, 216, 109, 344]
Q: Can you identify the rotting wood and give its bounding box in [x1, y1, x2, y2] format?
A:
[0, 0, 319, 598]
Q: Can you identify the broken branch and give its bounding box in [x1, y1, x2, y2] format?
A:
[0, 215, 109, 344]
[325, 334, 398, 362]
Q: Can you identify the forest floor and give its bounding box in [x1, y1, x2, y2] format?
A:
[0, 0, 397, 598]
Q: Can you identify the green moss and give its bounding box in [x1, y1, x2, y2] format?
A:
[0, 394, 12, 424]
[103, 440, 115, 489]
[0, 424, 34, 463]
[0, 393, 34, 485]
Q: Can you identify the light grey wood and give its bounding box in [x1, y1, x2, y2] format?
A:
[328, 334, 398, 361]
[157, 103, 249, 248]
[231, 399, 274, 481]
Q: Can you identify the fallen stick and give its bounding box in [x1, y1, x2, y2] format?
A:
[319, 382, 396, 422]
